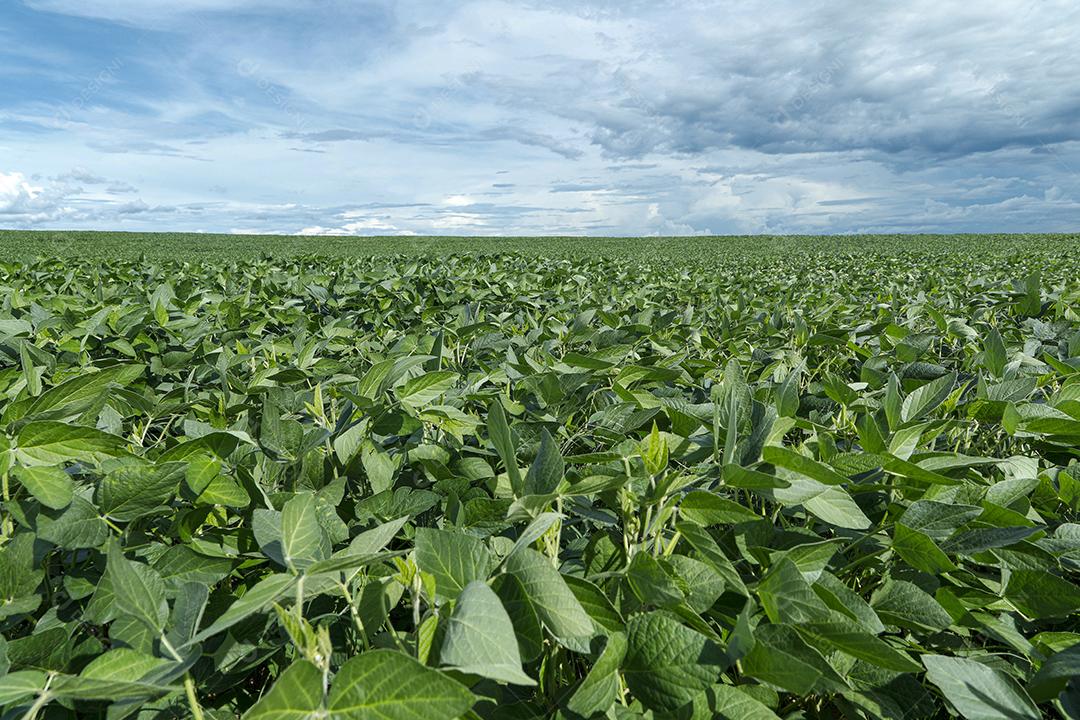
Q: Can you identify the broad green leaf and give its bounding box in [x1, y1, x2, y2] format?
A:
[624, 612, 729, 713]
[893, 524, 956, 574]
[439, 580, 535, 685]
[742, 624, 848, 695]
[763, 445, 847, 485]
[281, 493, 331, 572]
[758, 558, 830, 624]
[639, 422, 668, 476]
[802, 484, 871, 529]
[704, 684, 782, 720]
[982, 327, 1007, 377]
[680, 490, 761, 525]
[626, 551, 685, 608]
[900, 372, 956, 424]
[566, 632, 627, 716]
[12, 465, 73, 509]
[796, 613, 921, 672]
[244, 660, 324, 719]
[16, 421, 129, 466]
[871, 579, 952, 632]
[79, 649, 170, 681]
[1028, 644, 1080, 702]
[27, 363, 144, 420]
[414, 527, 492, 602]
[503, 548, 593, 653]
[97, 461, 185, 521]
[922, 655, 1040, 720]
[327, 649, 474, 720]
[524, 429, 563, 496]
[1004, 569, 1080, 618]
[0, 670, 47, 706]
[504, 511, 561, 562]
[360, 441, 398, 495]
[348, 515, 409, 555]
[188, 573, 297, 644]
[722, 463, 790, 489]
[396, 370, 458, 409]
[32, 494, 109, 548]
[676, 521, 748, 596]
[487, 400, 522, 496]
[106, 541, 168, 634]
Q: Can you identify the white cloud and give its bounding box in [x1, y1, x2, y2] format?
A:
[0, 171, 43, 211]
[4, 1, 1080, 234]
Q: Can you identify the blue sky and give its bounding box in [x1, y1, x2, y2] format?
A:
[1, 0, 1079, 235]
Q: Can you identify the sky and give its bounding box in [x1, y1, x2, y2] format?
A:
[1, 0, 1079, 236]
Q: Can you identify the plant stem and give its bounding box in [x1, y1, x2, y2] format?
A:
[183, 673, 206, 720]
[20, 672, 54, 720]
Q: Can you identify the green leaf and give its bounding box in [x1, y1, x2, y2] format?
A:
[0, 670, 47, 706]
[504, 511, 561, 562]
[152, 545, 236, 592]
[97, 462, 185, 521]
[106, 541, 168, 634]
[798, 482, 872, 530]
[12, 465, 73, 509]
[360, 441, 398, 495]
[1004, 569, 1080, 618]
[439, 580, 535, 686]
[32, 494, 108, 549]
[675, 521, 748, 596]
[900, 372, 956, 424]
[16, 421, 129, 466]
[524, 429, 563, 496]
[348, 516, 409, 555]
[243, 660, 324, 719]
[763, 445, 847, 485]
[626, 551, 685, 608]
[639, 422, 668, 476]
[722, 463, 790, 489]
[758, 558, 830, 624]
[871, 579, 952, 633]
[27, 363, 144, 420]
[503, 548, 593, 653]
[776, 366, 801, 418]
[414, 528, 492, 602]
[703, 684, 782, 720]
[983, 327, 1007, 377]
[680, 490, 761, 525]
[188, 573, 297, 644]
[892, 524, 956, 574]
[566, 632, 627, 716]
[742, 624, 848, 695]
[796, 613, 921, 673]
[79, 648, 170, 681]
[396, 370, 458, 409]
[281, 493, 331, 572]
[922, 654, 1040, 720]
[19, 340, 41, 397]
[624, 612, 729, 713]
[1028, 644, 1080, 702]
[327, 649, 474, 720]
[487, 400, 522, 496]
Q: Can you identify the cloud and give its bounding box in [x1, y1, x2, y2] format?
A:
[55, 167, 108, 184]
[3, 0, 1079, 234]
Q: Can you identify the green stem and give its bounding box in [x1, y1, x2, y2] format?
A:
[183, 674, 206, 720]
[20, 672, 54, 720]
[338, 580, 370, 652]
[1, 468, 12, 541]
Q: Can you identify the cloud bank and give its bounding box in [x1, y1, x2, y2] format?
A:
[2, 0, 1078, 235]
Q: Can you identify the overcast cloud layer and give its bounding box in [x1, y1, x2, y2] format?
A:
[2, 0, 1079, 235]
